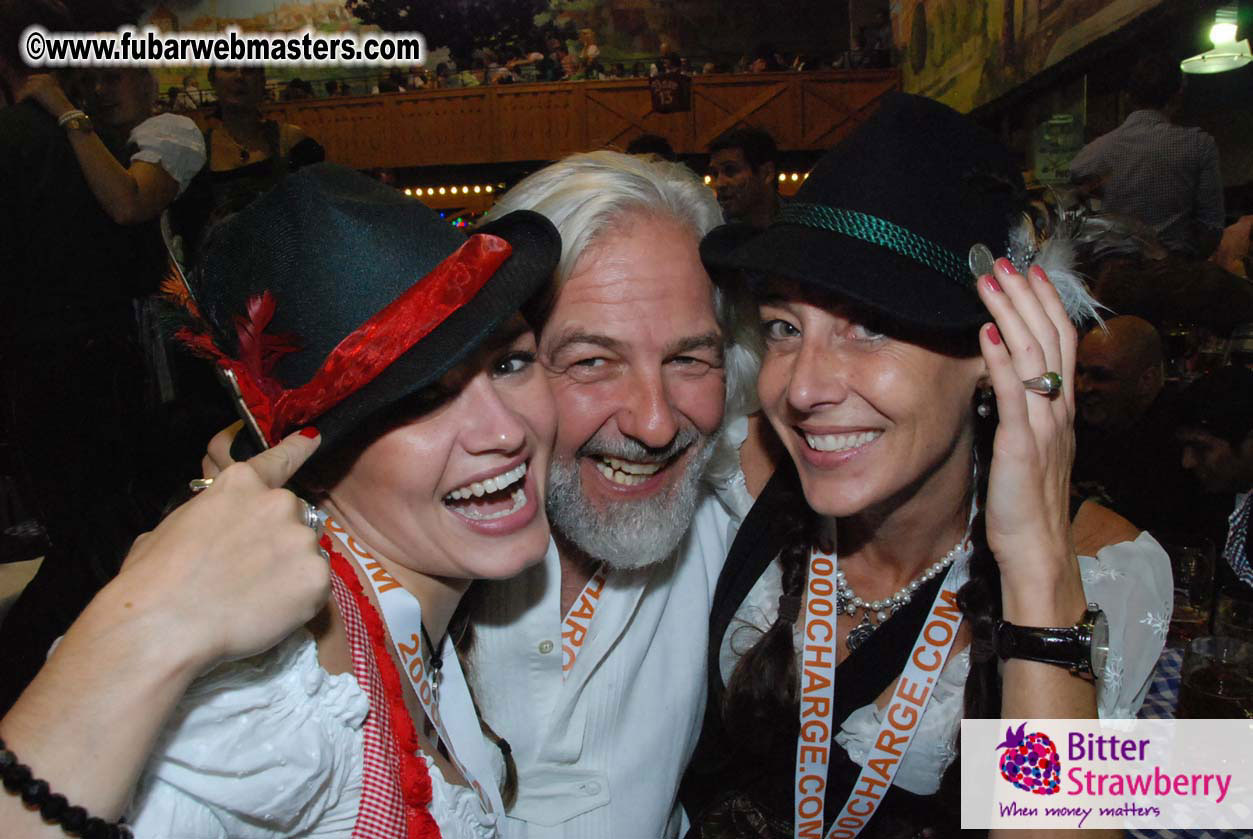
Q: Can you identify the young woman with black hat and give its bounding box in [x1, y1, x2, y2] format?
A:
[683, 94, 1171, 838]
[0, 164, 561, 839]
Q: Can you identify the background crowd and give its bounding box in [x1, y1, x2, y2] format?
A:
[152, 16, 897, 111]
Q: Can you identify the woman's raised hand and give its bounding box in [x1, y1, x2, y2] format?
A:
[114, 428, 329, 670]
[975, 259, 1084, 622]
[16, 73, 75, 119]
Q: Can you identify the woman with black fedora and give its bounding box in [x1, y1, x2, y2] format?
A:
[0, 163, 561, 839]
[682, 94, 1170, 837]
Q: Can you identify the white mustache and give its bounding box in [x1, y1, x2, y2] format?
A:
[577, 426, 702, 465]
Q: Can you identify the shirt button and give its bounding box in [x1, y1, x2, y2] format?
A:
[538, 640, 554, 654]
[583, 781, 602, 796]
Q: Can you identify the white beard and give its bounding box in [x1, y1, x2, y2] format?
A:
[545, 429, 717, 570]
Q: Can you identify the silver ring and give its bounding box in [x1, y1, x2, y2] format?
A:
[318, 547, 330, 561]
[1022, 372, 1062, 398]
[189, 477, 214, 493]
[300, 500, 320, 530]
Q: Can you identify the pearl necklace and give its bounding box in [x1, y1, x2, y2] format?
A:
[836, 536, 972, 651]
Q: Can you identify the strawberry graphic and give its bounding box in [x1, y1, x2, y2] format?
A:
[996, 722, 1061, 795]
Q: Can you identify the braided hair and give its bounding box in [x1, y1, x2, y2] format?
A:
[721, 488, 817, 763]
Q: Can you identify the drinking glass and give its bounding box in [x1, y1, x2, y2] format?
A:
[1214, 585, 1253, 642]
[1177, 636, 1253, 719]
[1161, 537, 1215, 646]
[1161, 322, 1198, 381]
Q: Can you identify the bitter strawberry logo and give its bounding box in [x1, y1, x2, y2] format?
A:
[996, 722, 1061, 795]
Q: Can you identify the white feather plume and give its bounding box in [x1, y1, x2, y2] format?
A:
[1007, 216, 1104, 327]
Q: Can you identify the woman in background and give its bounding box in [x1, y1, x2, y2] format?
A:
[170, 65, 323, 263]
[18, 68, 205, 224]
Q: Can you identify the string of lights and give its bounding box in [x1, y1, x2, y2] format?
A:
[700, 172, 811, 185]
[402, 184, 497, 197]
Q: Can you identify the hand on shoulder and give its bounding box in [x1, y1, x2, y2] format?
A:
[15, 73, 74, 119]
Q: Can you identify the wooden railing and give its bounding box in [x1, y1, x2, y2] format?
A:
[256, 70, 900, 169]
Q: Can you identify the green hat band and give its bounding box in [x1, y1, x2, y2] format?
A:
[775, 203, 971, 288]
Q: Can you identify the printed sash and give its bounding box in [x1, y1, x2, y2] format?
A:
[561, 563, 609, 677]
[794, 548, 970, 839]
[325, 516, 505, 828]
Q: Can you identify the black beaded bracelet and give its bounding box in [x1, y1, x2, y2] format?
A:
[0, 736, 133, 839]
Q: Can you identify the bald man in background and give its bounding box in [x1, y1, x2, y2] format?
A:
[1076, 316, 1165, 432]
[1073, 316, 1222, 537]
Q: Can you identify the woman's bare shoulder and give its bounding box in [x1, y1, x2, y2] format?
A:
[1071, 499, 1143, 557]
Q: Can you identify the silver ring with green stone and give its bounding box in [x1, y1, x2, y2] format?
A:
[1022, 372, 1062, 398]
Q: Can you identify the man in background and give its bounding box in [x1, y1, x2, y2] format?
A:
[1075, 315, 1165, 434]
[707, 126, 781, 229]
[1072, 316, 1216, 536]
[1070, 53, 1223, 258]
[625, 132, 677, 161]
[1176, 366, 1253, 592]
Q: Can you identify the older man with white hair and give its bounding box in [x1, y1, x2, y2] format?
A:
[469, 150, 759, 839]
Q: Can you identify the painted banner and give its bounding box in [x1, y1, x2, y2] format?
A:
[896, 0, 1168, 112]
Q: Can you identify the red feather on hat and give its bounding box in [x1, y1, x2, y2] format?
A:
[232, 292, 302, 397]
[166, 285, 299, 378]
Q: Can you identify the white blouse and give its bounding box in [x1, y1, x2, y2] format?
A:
[128, 113, 206, 195]
[719, 531, 1173, 796]
[126, 629, 500, 839]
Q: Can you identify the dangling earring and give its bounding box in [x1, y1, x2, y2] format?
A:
[976, 388, 994, 419]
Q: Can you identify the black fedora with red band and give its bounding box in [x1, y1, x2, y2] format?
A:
[175, 163, 560, 465]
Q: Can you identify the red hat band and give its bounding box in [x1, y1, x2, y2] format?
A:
[180, 233, 512, 445]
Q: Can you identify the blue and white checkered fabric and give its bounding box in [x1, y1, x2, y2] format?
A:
[1222, 494, 1251, 589]
[1128, 648, 1246, 839]
[1136, 647, 1183, 722]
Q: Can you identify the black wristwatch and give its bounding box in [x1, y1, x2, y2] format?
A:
[994, 604, 1108, 679]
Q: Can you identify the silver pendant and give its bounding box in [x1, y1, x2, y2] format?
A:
[846, 615, 876, 651]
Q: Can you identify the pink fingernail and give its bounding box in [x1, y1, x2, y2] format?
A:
[994, 258, 1015, 274]
[1030, 266, 1050, 284]
[987, 324, 1002, 345]
[984, 275, 1002, 293]
[298, 427, 320, 439]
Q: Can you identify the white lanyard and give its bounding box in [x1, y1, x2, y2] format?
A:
[561, 563, 608, 677]
[793, 547, 970, 839]
[325, 516, 505, 827]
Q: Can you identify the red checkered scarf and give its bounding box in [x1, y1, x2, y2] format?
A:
[328, 541, 442, 839]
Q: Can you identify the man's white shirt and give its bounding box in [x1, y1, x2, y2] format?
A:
[468, 449, 751, 839]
